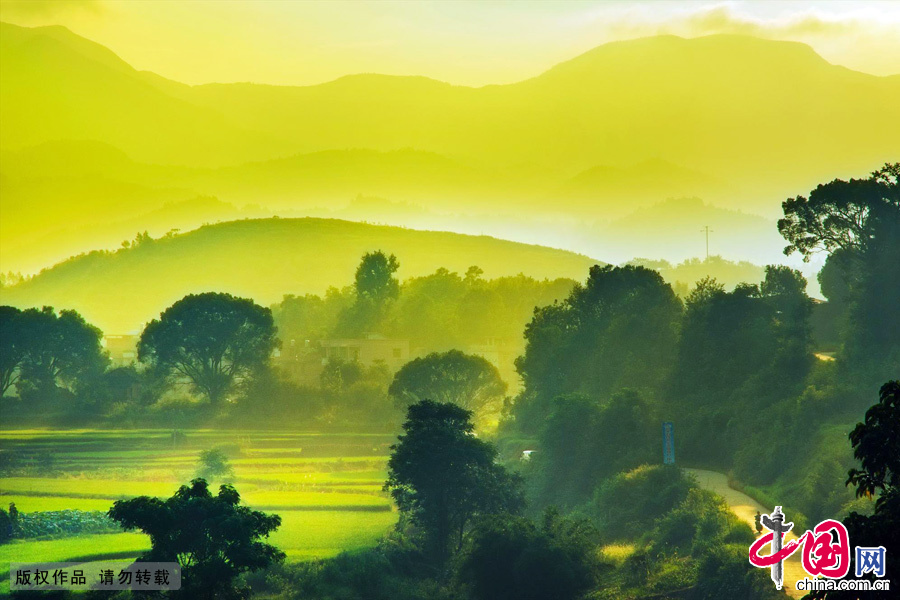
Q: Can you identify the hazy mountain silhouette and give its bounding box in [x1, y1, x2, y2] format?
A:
[2, 21, 898, 274]
[0, 218, 601, 333]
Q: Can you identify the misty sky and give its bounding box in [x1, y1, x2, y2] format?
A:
[2, 1, 899, 86]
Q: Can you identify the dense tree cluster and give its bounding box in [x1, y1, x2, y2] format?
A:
[513, 264, 681, 434]
[273, 266, 575, 355]
[505, 164, 900, 533]
[0, 305, 107, 402]
[526, 390, 656, 509]
[781, 163, 899, 381]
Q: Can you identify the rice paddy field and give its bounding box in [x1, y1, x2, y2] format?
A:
[0, 429, 399, 592]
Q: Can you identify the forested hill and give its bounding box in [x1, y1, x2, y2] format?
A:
[0, 218, 600, 333]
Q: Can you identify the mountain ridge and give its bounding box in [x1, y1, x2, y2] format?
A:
[1, 21, 897, 276]
[0, 217, 602, 333]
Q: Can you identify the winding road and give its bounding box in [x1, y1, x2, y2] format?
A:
[684, 468, 807, 599]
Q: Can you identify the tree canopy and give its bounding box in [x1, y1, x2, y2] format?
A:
[779, 164, 899, 379]
[355, 250, 400, 304]
[810, 381, 900, 599]
[669, 267, 813, 461]
[388, 350, 507, 417]
[512, 264, 681, 434]
[456, 510, 598, 600]
[109, 478, 283, 600]
[1, 306, 108, 400]
[527, 390, 656, 509]
[385, 400, 523, 571]
[138, 292, 278, 404]
[777, 163, 899, 261]
[0, 306, 26, 396]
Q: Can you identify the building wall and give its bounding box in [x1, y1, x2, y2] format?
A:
[321, 338, 410, 372]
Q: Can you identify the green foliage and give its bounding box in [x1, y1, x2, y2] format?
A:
[336, 251, 401, 336]
[385, 401, 524, 569]
[778, 163, 898, 261]
[138, 292, 278, 404]
[0, 507, 11, 543]
[315, 359, 399, 427]
[389, 350, 506, 418]
[630, 255, 766, 296]
[669, 266, 813, 462]
[2, 306, 108, 402]
[527, 390, 656, 510]
[233, 369, 328, 426]
[355, 251, 400, 304]
[196, 448, 234, 482]
[779, 163, 900, 380]
[13, 510, 119, 538]
[455, 510, 599, 600]
[694, 544, 785, 600]
[512, 264, 681, 434]
[261, 545, 453, 600]
[847, 380, 900, 496]
[272, 289, 350, 348]
[806, 381, 900, 599]
[588, 465, 692, 541]
[0, 306, 27, 397]
[646, 489, 752, 558]
[109, 478, 284, 600]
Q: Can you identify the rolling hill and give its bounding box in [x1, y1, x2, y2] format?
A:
[0, 218, 601, 334]
[2, 22, 898, 275]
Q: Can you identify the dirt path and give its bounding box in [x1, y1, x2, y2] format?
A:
[684, 468, 806, 599]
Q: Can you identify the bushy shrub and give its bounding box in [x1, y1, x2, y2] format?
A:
[15, 510, 119, 538]
[693, 544, 784, 600]
[588, 464, 692, 540]
[196, 448, 234, 482]
[455, 510, 600, 600]
[647, 489, 751, 557]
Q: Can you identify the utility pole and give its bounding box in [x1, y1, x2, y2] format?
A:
[700, 226, 713, 261]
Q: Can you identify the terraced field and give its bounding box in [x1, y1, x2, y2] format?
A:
[0, 429, 398, 591]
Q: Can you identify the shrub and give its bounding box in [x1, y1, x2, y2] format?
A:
[588, 464, 692, 540]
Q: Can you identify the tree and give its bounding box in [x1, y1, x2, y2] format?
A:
[109, 479, 283, 600]
[0, 306, 26, 396]
[384, 401, 523, 571]
[846, 381, 900, 498]
[456, 510, 598, 600]
[15, 307, 108, 398]
[138, 293, 278, 404]
[759, 265, 813, 370]
[777, 163, 899, 262]
[810, 381, 900, 599]
[334, 251, 400, 336]
[355, 251, 400, 304]
[464, 265, 484, 285]
[528, 390, 656, 509]
[778, 164, 900, 379]
[512, 264, 681, 434]
[196, 448, 234, 482]
[388, 350, 507, 417]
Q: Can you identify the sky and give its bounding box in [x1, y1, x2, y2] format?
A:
[1, 0, 899, 87]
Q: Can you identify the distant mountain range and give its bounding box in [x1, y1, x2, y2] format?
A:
[1, 21, 897, 274]
[0, 218, 600, 334]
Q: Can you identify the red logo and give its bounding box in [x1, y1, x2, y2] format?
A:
[750, 516, 851, 580]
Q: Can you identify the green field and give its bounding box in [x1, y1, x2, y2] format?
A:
[0, 429, 398, 587]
